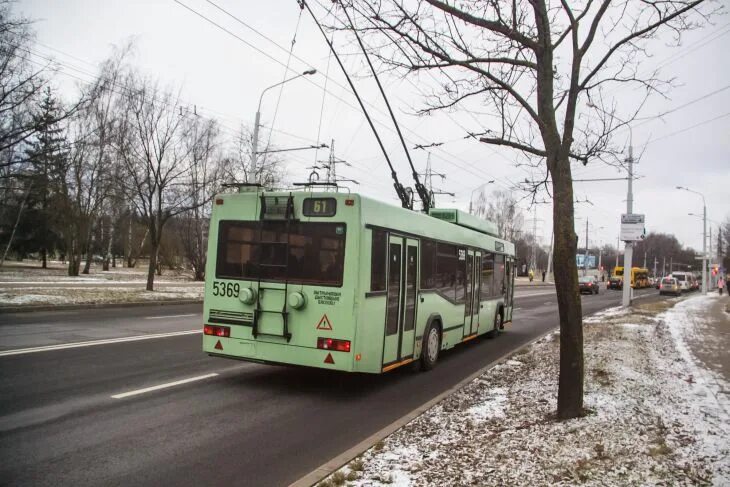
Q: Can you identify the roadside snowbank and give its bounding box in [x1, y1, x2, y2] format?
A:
[319, 297, 729, 486]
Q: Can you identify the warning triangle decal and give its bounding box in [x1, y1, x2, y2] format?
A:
[214, 340, 223, 350]
[316, 314, 333, 330]
[324, 353, 335, 364]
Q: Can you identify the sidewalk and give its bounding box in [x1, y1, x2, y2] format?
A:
[664, 293, 730, 405]
[313, 295, 729, 486]
[514, 276, 554, 287]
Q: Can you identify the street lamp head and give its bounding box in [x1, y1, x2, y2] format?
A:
[303, 69, 317, 75]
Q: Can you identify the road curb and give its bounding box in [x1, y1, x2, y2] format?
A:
[288, 325, 560, 487]
[0, 299, 203, 314]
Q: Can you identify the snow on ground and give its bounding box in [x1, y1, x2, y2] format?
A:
[0, 285, 203, 307]
[0, 260, 195, 282]
[319, 297, 729, 487]
[0, 260, 203, 307]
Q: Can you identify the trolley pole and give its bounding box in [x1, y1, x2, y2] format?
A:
[621, 145, 634, 307]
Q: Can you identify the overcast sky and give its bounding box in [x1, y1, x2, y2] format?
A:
[17, 0, 730, 260]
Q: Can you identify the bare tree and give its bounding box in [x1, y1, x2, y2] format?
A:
[179, 115, 224, 281]
[475, 188, 524, 241]
[225, 124, 283, 186]
[62, 47, 129, 276]
[0, 1, 46, 164]
[339, 0, 716, 418]
[117, 73, 220, 291]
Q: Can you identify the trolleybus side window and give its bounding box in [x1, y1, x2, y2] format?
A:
[420, 240, 437, 289]
[216, 220, 346, 286]
[481, 252, 495, 299]
[370, 229, 387, 292]
[435, 243, 457, 301]
[494, 254, 506, 295]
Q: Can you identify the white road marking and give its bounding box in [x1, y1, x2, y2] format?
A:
[0, 330, 201, 357]
[111, 373, 219, 399]
[144, 313, 198, 320]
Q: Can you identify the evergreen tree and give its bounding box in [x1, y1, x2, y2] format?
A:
[23, 87, 68, 268]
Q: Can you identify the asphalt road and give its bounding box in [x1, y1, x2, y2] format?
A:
[0, 287, 659, 487]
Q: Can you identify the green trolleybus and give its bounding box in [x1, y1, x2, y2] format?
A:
[202, 188, 515, 373]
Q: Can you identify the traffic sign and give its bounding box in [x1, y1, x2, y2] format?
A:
[620, 213, 646, 241]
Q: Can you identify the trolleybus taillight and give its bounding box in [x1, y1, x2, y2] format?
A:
[317, 337, 351, 352]
[204, 324, 230, 337]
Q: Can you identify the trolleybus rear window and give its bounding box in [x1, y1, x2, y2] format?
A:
[216, 220, 346, 286]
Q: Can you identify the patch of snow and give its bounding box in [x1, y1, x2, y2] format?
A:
[317, 297, 730, 487]
[466, 387, 507, 421]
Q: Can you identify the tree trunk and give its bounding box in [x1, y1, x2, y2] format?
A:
[146, 242, 159, 291]
[146, 222, 159, 291]
[103, 220, 114, 271]
[550, 157, 584, 419]
[1, 185, 32, 268]
[68, 236, 80, 277]
[128, 228, 148, 269]
[82, 225, 93, 274]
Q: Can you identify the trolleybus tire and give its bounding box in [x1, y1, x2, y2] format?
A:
[486, 309, 503, 339]
[420, 322, 441, 371]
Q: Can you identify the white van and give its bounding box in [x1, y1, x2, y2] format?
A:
[670, 272, 692, 292]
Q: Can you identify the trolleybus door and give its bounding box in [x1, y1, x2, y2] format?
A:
[382, 235, 418, 366]
[505, 258, 514, 322]
[464, 250, 481, 336]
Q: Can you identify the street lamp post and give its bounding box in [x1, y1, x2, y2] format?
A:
[468, 180, 495, 214]
[251, 69, 316, 181]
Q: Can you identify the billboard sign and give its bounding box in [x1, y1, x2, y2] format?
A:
[576, 254, 597, 269]
[620, 213, 646, 241]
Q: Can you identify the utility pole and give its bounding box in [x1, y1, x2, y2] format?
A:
[531, 206, 538, 272]
[622, 144, 634, 307]
[418, 154, 452, 208]
[584, 219, 589, 276]
[546, 230, 554, 282]
[643, 251, 647, 269]
[662, 256, 666, 277]
[653, 257, 657, 278]
[615, 235, 620, 273]
[678, 186, 708, 294]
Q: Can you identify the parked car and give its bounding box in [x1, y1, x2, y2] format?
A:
[659, 277, 681, 296]
[579, 276, 600, 294]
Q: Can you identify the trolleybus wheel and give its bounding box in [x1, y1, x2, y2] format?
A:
[420, 322, 441, 371]
[486, 310, 502, 339]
